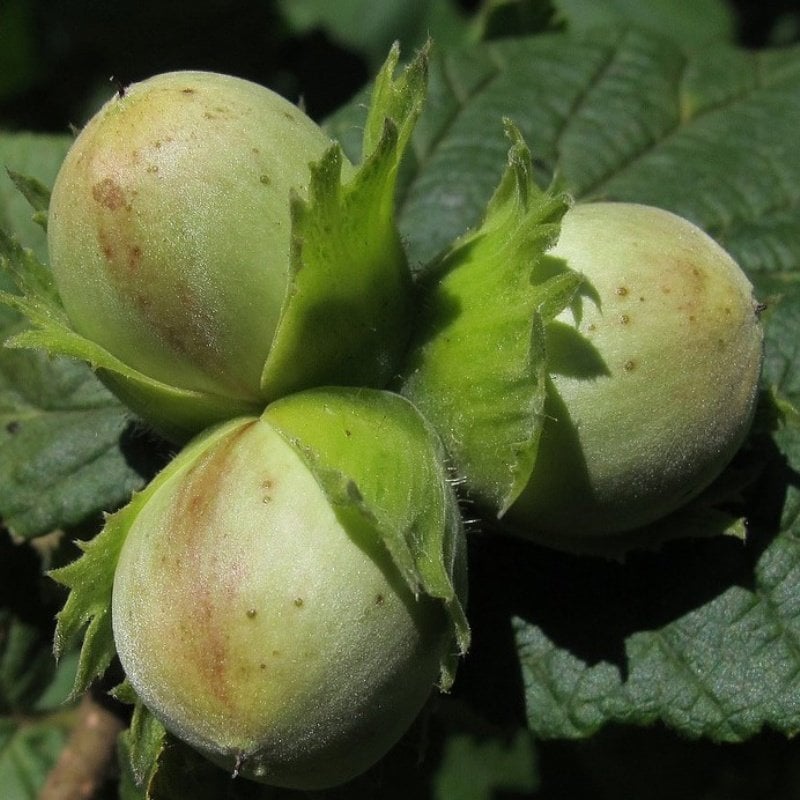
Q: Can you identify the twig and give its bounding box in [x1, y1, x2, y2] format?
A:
[39, 689, 126, 800]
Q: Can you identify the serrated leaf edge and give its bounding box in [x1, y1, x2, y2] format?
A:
[259, 43, 427, 398]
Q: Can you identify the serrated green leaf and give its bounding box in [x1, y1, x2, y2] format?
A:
[400, 122, 579, 515]
[0, 332, 147, 539]
[514, 506, 800, 741]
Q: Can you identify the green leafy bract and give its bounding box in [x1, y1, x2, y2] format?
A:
[6, 169, 50, 231]
[265, 387, 470, 686]
[260, 42, 425, 400]
[400, 121, 580, 515]
[0, 132, 70, 264]
[116, 689, 168, 795]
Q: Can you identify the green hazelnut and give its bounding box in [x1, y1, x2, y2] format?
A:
[48, 72, 332, 426]
[45, 59, 420, 440]
[111, 388, 468, 789]
[399, 124, 763, 551]
[506, 202, 764, 542]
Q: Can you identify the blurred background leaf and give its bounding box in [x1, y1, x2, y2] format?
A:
[0, 134, 70, 264]
[1, 0, 798, 134]
[0, 528, 80, 800]
[276, 0, 474, 69]
[551, 0, 736, 44]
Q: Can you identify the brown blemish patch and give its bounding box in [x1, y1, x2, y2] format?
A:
[259, 174, 271, 185]
[619, 314, 630, 325]
[133, 277, 226, 372]
[168, 424, 253, 546]
[181, 87, 197, 95]
[246, 608, 257, 619]
[160, 424, 257, 709]
[132, 290, 152, 311]
[375, 594, 385, 606]
[293, 598, 304, 608]
[92, 178, 126, 211]
[623, 360, 636, 372]
[128, 244, 142, 272]
[97, 229, 115, 262]
[615, 286, 629, 297]
[175, 584, 233, 708]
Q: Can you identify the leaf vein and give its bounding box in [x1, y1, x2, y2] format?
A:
[580, 47, 795, 200]
[551, 39, 623, 165]
[651, 626, 733, 730]
[406, 55, 503, 187]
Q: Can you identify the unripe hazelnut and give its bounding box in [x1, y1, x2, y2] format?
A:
[111, 388, 467, 789]
[507, 202, 764, 542]
[47, 69, 414, 440]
